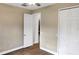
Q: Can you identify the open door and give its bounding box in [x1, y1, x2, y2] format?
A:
[24, 14, 33, 48]
[33, 13, 41, 44]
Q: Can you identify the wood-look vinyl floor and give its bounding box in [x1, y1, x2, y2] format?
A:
[5, 44, 53, 55]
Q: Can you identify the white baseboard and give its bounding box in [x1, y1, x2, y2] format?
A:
[40, 47, 58, 55]
[0, 46, 58, 55]
[0, 46, 23, 55]
[34, 41, 39, 44]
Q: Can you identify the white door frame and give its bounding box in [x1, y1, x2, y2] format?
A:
[32, 12, 41, 44]
[58, 5, 79, 55]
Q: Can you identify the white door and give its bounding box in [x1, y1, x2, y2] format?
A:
[33, 13, 40, 43]
[24, 14, 33, 48]
[58, 8, 79, 55]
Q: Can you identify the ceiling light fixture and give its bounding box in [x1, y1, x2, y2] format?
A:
[21, 3, 41, 7]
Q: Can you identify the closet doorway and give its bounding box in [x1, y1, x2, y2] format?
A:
[58, 6, 79, 55]
[33, 13, 41, 46]
[24, 13, 41, 48]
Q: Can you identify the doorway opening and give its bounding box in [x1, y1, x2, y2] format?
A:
[38, 20, 40, 47]
[24, 13, 41, 48]
[33, 13, 41, 48]
[33, 20, 40, 48]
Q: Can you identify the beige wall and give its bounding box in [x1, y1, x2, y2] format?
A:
[33, 3, 79, 53]
[0, 3, 79, 54]
[0, 4, 31, 52]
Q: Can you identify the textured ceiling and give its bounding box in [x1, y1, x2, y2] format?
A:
[6, 3, 54, 10]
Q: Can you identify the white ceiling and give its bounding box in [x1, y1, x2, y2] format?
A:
[6, 3, 54, 10]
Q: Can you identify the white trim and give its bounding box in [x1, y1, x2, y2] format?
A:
[23, 44, 33, 48]
[58, 5, 79, 11]
[32, 12, 41, 44]
[40, 47, 58, 55]
[0, 46, 23, 55]
[57, 9, 61, 55]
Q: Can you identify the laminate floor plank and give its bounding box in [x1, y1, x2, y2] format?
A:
[5, 44, 53, 55]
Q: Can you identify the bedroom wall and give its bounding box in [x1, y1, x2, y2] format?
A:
[32, 3, 79, 53]
[0, 3, 79, 54]
[0, 4, 31, 52]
